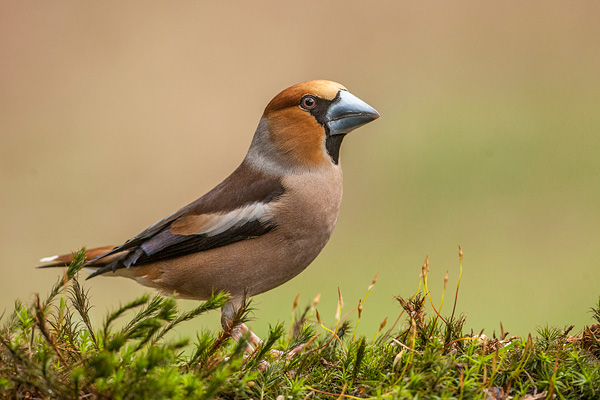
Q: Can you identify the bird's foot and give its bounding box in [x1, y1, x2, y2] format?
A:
[233, 323, 308, 371]
[269, 343, 307, 360]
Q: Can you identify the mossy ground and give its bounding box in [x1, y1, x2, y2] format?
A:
[1, 249, 599, 399]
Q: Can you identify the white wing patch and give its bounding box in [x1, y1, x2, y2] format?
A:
[170, 202, 272, 237]
[200, 202, 271, 236]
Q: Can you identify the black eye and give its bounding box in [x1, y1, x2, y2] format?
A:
[300, 95, 317, 110]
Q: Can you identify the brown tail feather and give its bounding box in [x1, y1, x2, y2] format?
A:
[38, 246, 117, 268]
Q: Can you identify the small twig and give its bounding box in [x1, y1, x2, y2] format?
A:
[450, 246, 464, 323]
[390, 338, 423, 354]
[34, 294, 67, 365]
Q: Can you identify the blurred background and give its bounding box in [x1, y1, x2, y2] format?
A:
[1, 1, 599, 339]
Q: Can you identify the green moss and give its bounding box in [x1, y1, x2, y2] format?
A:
[1, 249, 600, 399]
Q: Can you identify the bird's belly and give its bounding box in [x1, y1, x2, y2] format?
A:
[131, 226, 333, 300]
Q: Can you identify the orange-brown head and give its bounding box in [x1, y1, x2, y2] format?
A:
[246, 80, 379, 173]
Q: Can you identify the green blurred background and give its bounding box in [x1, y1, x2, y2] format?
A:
[2, 2, 599, 339]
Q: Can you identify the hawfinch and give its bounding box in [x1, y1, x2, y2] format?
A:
[40, 80, 379, 350]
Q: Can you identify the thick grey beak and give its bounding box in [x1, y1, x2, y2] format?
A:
[325, 90, 380, 136]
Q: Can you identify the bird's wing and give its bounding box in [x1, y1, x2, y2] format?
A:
[87, 162, 284, 278]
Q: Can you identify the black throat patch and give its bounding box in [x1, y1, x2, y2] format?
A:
[308, 92, 344, 164]
[325, 134, 345, 164]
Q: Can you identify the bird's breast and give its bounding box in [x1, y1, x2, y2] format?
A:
[273, 165, 344, 241]
[253, 165, 343, 288]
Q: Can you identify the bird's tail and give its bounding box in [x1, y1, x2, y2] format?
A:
[38, 246, 117, 268]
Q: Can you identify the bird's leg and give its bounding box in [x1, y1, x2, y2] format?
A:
[221, 298, 306, 362]
[221, 298, 261, 354]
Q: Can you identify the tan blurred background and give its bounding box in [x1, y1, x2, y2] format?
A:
[2, 2, 599, 339]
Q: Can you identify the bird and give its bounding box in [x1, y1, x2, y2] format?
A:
[39, 80, 379, 352]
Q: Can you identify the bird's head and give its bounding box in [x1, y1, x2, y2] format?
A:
[247, 80, 380, 172]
